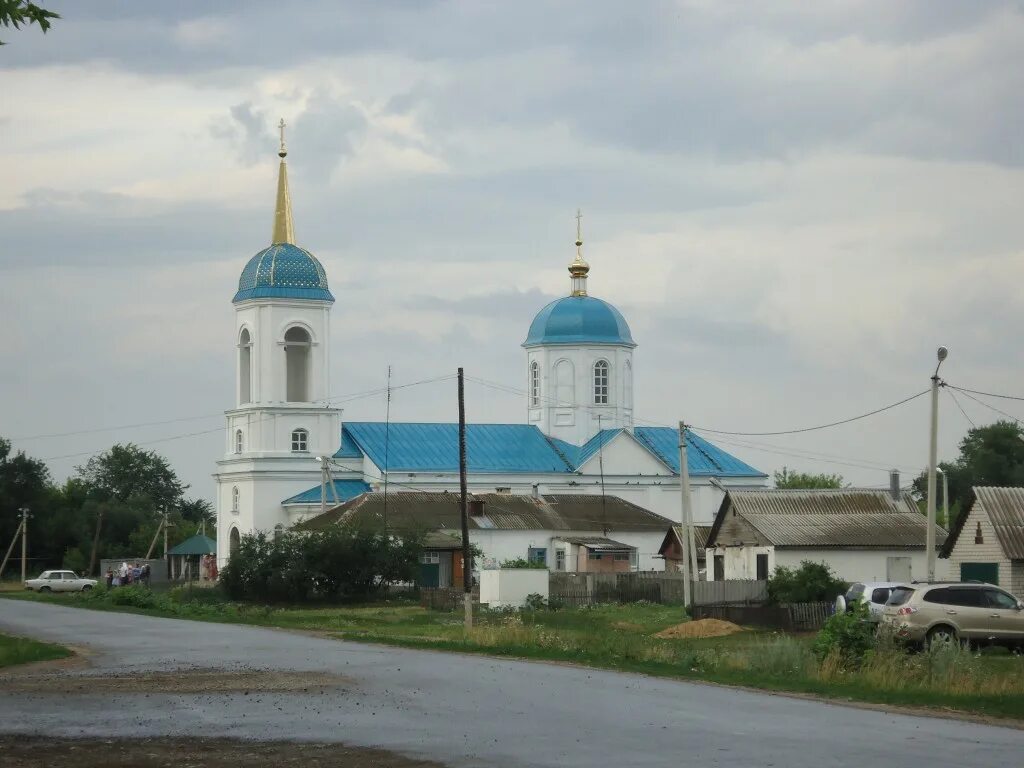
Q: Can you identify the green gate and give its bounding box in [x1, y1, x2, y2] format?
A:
[960, 562, 999, 585]
[419, 563, 440, 588]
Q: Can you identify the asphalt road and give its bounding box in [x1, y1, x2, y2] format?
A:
[1, 600, 1022, 768]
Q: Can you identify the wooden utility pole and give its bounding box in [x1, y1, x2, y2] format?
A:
[20, 507, 28, 583]
[1, 516, 25, 580]
[458, 367, 472, 630]
[145, 514, 164, 560]
[87, 507, 103, 576]
[677, 424, 693, 609]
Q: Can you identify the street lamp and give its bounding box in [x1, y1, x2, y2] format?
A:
[926, 346, 948, 581]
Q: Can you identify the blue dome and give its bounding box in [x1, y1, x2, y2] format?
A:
[523, 296, 635, 347]
[233, 243, 334, 303]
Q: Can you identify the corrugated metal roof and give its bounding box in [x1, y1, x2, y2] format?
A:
[167, 534, 217, 556]
[296, 491, 673, 534]
[670, 525, 713, 554]
[709, 489, 946, 549]
[633, 427, 767, 477]
[975, 487, 1024, 559]
[555, 536, 634, 551]
[333, 428, 364, 459]
[342, 422, 576, 474]
[281, 480, 372, 505]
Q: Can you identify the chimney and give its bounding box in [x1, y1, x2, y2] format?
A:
[889, 469, 900, 501]
[468, 499, 485, 517]
[532, 483, 540, 500]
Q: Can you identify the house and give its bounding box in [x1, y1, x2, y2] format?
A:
[657, 525, 712, 578]
[296, 491, 675, 587]
[705, 488, 946, 583]
[940, 486, 1024, 595]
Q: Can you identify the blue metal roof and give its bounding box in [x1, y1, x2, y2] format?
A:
[234, 243, 334, 303]
[337, 422, 764, 478]
[523, 296, 635, 347]
[334, 427, 364, 459]
[633, 427, 767, 477]
[342, 422, 576, 474]
[282, 479, 372, 505]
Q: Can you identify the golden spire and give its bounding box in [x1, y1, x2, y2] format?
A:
[568, 208, 590, 296]
[271, 118, 295, 245]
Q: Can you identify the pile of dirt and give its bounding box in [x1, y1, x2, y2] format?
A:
[655, 618, 744, 639]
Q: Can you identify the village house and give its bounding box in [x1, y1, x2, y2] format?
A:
[657, 525, 712, 578]
[295, 491, 674, 587]
[940, 486, 1024, 594]
[705, 488, 945, 583]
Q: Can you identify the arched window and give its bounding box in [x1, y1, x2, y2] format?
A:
[231, 486, 240, 514]
[235, 429, 243, 454]
[624, 360, 633, 409]
[593, 360, 609, 405]
[284, 326, 311, 402]
[555, 359, 574, 408]
[238, 328, 252, 404]
[274, 523, 284, 542]
[530, 361, 540, 406]
[229, 527, 240, 556]
[291, 428, 309, 452]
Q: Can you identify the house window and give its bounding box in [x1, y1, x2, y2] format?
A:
[629, 550, 638, 570]
[231, 486, 239, 514]
[530, 361, 540, 406]
[235, 429, 243, 454]
[975, 521, 984, 545]
[420, 552, 440, 564]
[613, 553, 629, 561]
[284, 326, 311, 402]
[291, 428, 308, 452]
[756, 553, 769, 581]
[238, 328, 252, 404]
[527, 547, 547, 567]
[593, 360, 609, 405]
[587, 551, 602, 561]
[555, 550, 566, 571]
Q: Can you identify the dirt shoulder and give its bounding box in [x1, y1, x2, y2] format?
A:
[0, 737, 446, 768]
[0, 667, 354, 694]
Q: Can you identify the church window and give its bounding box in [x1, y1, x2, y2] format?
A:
[235, 429, 243, 454]
[555, 359, 574, 408]
[274, 523, 284, 542]
[284, 326, 311, 402]
[593, 360, 609, 405]
[291, 428, 309, 453]
[239, 329, 252, 404]
[229, 527, 240, 556]
[530, 361, 540, 406]
[231, 486, 239, 514]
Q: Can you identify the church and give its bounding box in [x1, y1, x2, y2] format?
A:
[214, 131, 767, 567]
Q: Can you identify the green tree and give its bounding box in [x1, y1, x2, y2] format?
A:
[773, 467, 845, 489]
[76, 444, 187, 509]
[0, 1, 59, 45]
[912, 420, 1024, 528]
[0, 437, 54, 575]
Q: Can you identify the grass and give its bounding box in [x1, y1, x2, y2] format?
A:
[4, 587, 1024, 720]
[0, 631, 72, 669]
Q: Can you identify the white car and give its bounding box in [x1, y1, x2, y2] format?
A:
[24, 570, 98, 593]
[840, 581, 906, 622]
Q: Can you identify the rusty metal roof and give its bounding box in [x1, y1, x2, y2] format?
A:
[666, 525, 712, 555]
[296, 491, 672, 535]
[708, 488, 946, 549]
[969, 487, 1024, 560]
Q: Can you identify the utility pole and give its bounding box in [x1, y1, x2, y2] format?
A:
[597, 414, 608, 537]
[145, 513, 164, 560]
[676, 424, 693, 609]
[458, 367, 473, 631]
[163, 508, 169, 560]
[926, 346, 948, 581]
[20, 507, 30, 583]
[88, 507, 103, 577]
[1, 516, 25, 579]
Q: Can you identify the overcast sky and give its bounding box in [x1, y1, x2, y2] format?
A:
[3, 1, 1023, 501]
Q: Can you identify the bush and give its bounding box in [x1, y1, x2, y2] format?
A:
[813, 601, 876, 667]
[219, 526, 425, 603]
[499, 557, 547, 569]
[767, 561, 846, 604]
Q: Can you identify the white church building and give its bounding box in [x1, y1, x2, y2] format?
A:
[214, 134, 767, 567]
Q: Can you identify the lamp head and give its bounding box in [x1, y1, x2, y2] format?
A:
[937, 346, 948, 362]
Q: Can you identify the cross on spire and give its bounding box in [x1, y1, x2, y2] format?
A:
[278, 118, 287, 158]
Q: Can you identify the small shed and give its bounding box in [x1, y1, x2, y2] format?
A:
[167, 534, 218, 582]
[941, 486, 1024, 594]
[658, 525, 712, 578]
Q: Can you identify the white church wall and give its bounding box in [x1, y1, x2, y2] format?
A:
[575, 432, 670, 476]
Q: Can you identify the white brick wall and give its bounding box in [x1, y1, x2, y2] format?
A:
[944, 500, 1011, 587]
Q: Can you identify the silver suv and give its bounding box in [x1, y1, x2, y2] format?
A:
[843, 582, 904, 623]
[881, 582, 1024, 649]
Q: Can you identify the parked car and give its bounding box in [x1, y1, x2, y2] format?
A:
[24, 570, 98, 593]
[882, 581, 1024, 649]
[841, 582, 905, 622]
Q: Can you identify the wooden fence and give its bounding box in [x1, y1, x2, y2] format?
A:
[420, 587, 479, 612]
[548, 573, 767, 608]
[693, 601, 833, 631]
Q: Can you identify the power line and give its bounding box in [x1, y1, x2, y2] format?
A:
[945, 387, 977, 429]
[948, 386, 1023, 427]
[945, 384, 1024, 403]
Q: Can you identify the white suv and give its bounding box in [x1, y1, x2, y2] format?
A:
[843, 582, 905, 622]
[24, 570, 98, 593]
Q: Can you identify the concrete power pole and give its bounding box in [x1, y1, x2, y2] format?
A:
[20, 507, 30, 583]
[676, 424, 693, 609]
[458, 367, 473, 631]
[926, 346, 948, 581]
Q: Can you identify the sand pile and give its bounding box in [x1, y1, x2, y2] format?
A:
[655, 618, 744, 639]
